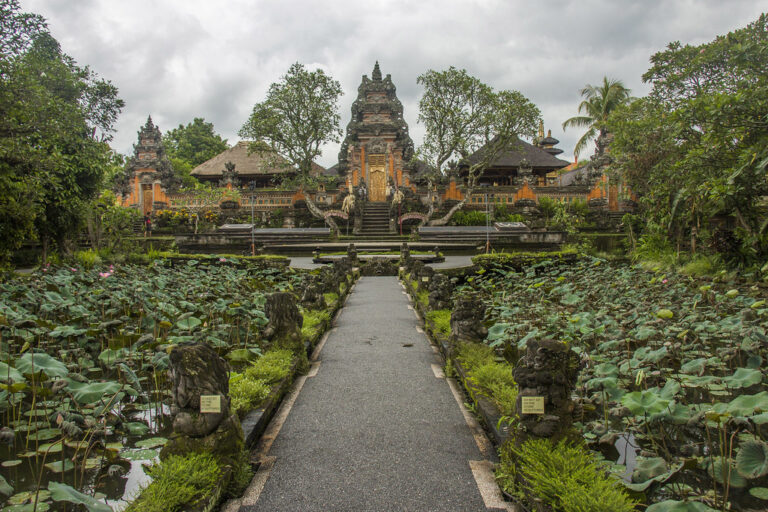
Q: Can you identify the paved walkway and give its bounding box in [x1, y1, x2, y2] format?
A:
[233, 276, 507, 512]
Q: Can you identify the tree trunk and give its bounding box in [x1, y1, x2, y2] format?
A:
[429, 193, 471, 226]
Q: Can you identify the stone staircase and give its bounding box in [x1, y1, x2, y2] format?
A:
[360, 202, 392, 237]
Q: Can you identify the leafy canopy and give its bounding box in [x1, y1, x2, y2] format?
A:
[162, 117, 229, 187]
[608, 13, 768, 264]
[239, 62, 342, 177]
[0, 0, 124, 264]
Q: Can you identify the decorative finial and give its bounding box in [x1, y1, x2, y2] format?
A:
[538, 119, 544, 139]
[372, 61, 382, 81]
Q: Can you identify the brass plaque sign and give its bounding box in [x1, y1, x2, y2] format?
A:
[200, 395, 221, 414]
[521, 396, 545, 415]
[421, 276, 430, 282]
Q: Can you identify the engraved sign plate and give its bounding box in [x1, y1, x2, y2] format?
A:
[521, 396, 545, 415]
[421, 276, 430, 282]
[200, 395, 221, 414]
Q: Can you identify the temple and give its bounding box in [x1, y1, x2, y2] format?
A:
[117, 63, 634, 227]
[119, 116, 174, 215]
[337, 61, 415, 201]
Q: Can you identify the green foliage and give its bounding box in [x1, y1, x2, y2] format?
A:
[301, 309, 330, 341]
[452, 210, 487, 226]
[239, 62, 342, 178]
[609, 14, 768, 265]
[74, 249, 103, 269]
[499, 439, 636, 512]
[162, 117, 229, 188]
[125, 453, 221, 512]
[227, 450, 254, 498]
[244, 349, 293, 384]
[425, 309, 451, 336]
[228, 372, 270, 417]
[456, 342, 517, 416]
[0, 1, 123, 265]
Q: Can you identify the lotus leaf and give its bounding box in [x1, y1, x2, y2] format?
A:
[0, 362, 24, 383]
[0, 475, 12, 498]
[722, 368, 763, 389]
[486, 323, 511, 342]
[123, 422, 150, 436]
[44, 460, 75, 473]
[1, 460, 21, 468]
[680, 358, 707, 375]
[64, 379, 122, 405]
[749, 487, 768, 499]
[621, 391, 670, 415]
[632, 457, 668, 483]
[134, 437, 167, 449]
[735, 439, 768, 478]
[725, 391, 768, 416]
[176, 316, 201, 331]
[46, 482, 111, 512]
[97, 348, 129, 365]
[646, 501, 717, 512]
[14, 353, 68, 379]
[121, 448, 159, 460]
[706, 458, 747, 488]
[27, 428, 60, 441]
[656, 309, 674, 319]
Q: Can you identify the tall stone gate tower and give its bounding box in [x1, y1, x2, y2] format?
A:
[338, 62, 414, 202]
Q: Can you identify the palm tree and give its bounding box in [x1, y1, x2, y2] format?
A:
[562, 77, 631, 159]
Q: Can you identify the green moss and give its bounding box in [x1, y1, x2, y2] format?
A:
[229, 373, 270, 417]
[425, 309, 451, 336]
[126, 453, 221, 512]
[245, 349, 294, 384]
[416, 288, 429, 306]
[455, 342, 517, 416]
[301, 309, 330, 340]
[497, 439, 636, 512]
[323, 292, 339, 307]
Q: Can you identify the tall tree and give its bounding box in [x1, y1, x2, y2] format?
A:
[162, 117, 229, 187]
[239, 62, 343, 230]
[416, 67, 540, 225]
[562, 77, 631, 159]
[608, 13, 768, 263]
[0, 0, 123, 264]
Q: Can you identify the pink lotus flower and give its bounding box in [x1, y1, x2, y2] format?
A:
[99, 272, 112, 278]
[219, 258, 226, 262]
[70, 268, 77, 272]
[662, 279, 668, 284]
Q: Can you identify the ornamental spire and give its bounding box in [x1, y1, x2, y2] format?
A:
[372, 61, 382, 81]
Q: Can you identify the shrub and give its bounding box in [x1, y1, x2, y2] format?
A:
[453, 210, 488, 226]
[74, 249, 102, 269]
[497, 439, 636, 512]
[301, 309, 330, 341]
[229, 373, 270, 417]
[426, 309, 451, 336]
[244, 349, 293, 384]
[456, 342, 518, 415]
[126, 453, 221, 512]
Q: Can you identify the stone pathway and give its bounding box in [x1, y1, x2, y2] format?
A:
[229, 276, 509, 512]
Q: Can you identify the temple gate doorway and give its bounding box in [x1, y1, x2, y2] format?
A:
[368, 154, 386, 202]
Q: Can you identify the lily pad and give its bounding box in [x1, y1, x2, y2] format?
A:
[15, 353, 68, 379]
[622, 390, 670, 415]
[44, 459, 75, 473]
[134, 436, 167, 449]
[1, 460, 22, 468]
[27, 428, 60, 441]
[736, 439, 768, 479]
[121, 448, 159, 461]
[646, 501, 718, 512]
[749, 487, 768, 499]
[48, 481, 112, 512]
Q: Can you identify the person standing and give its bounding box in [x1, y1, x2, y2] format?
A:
[144, 214, 152, 238]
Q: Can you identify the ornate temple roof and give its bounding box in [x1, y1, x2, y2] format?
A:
[337, 62, 414, 173]
[465, 136, 570, 170]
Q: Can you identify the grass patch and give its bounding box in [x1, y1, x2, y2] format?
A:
[324, 292, 339, 307]
[229, 349, 294, 417]
[301, 309, 330, 340]
[455, 342, 517, 416]
[228, 373, 270, 417]
[497, 439, 636, 512]
[126, 453, 221, 512]
[425, 309, 451, 336]
[245, 349, 293, 384]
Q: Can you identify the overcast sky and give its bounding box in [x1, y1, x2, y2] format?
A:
[23, 0, 768, 168]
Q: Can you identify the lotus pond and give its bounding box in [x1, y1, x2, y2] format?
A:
[0, 259, 305, 511]
[468, 257, 768, 511]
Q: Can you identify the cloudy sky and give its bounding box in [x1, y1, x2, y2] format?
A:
[24, 0, 767, 167]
